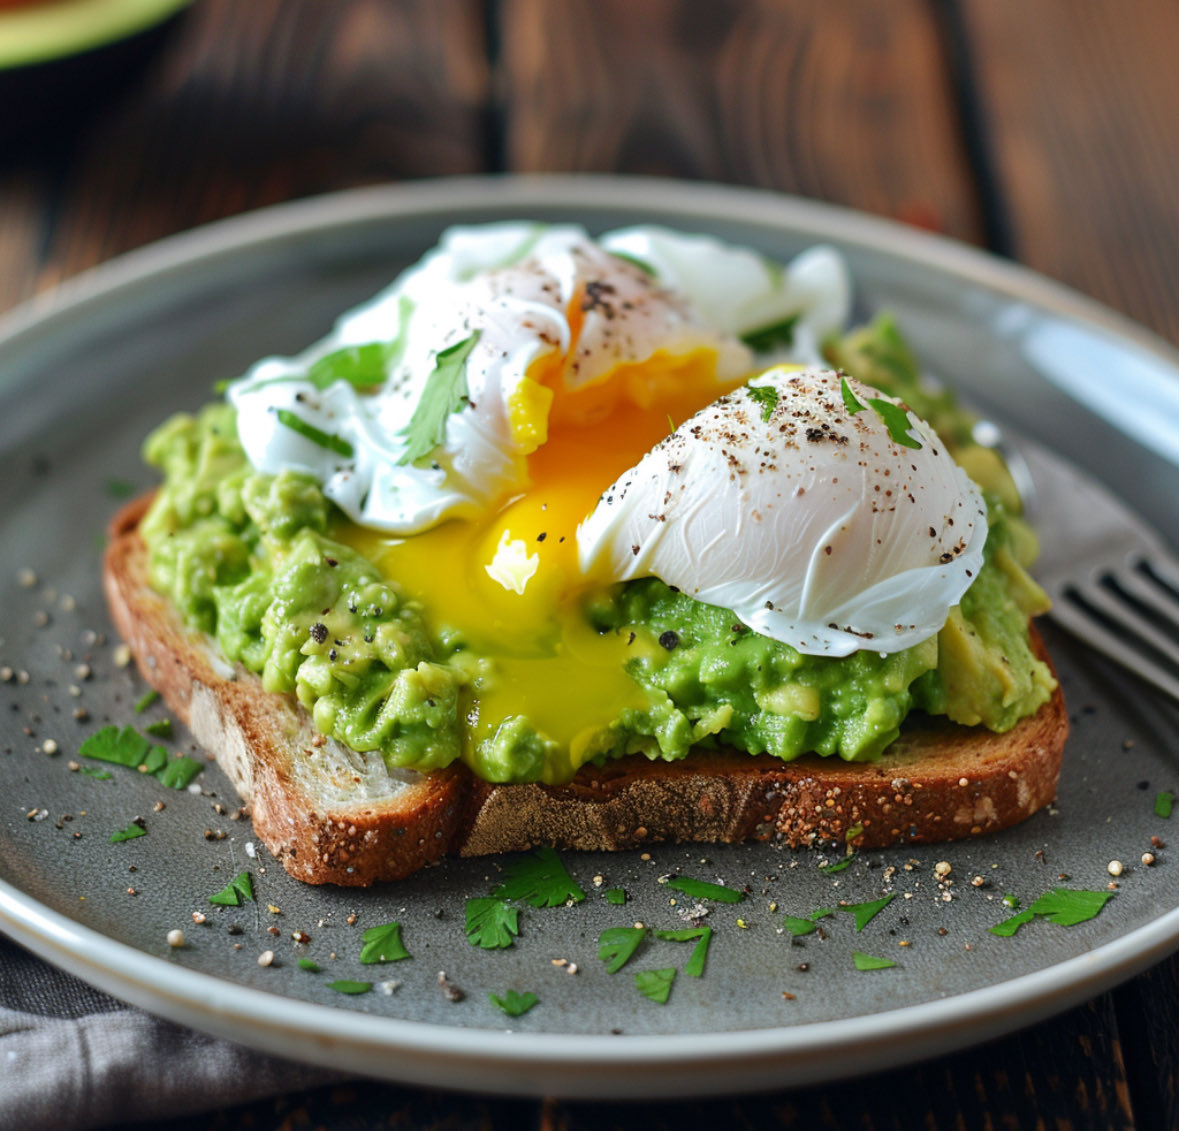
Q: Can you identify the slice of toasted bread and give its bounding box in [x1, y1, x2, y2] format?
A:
[103, 495, 1067, 886]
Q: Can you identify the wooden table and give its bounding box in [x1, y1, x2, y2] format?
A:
[2, 2, 1176, 1126]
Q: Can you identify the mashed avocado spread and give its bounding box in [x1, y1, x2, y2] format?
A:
[139, 317, 1055, 785]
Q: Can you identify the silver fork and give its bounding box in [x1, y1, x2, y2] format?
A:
[1008, 436, 1179, 704]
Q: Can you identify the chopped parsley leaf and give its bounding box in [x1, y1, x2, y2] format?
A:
[465, 898, 520, 950]
[144, 719, 173, 739]
[134, 690, 160, 714]
[841, 375, 866, 415]
[838, 894, 896, 932]
[80, 725, 152, 769]
[604, 887, 627, 906]
[783, 907, 833, 936]
[1156, 791, 1173, 819]
[492, 845, 585, 907]
[156, 756, 203, 790]
[297, 958, 320, 973]
[610, 250, 657, 278]
[746, 384, 779, 422]
[664, 876, 744, 903]
[819, 855, 854, 874]
[867, 397, 922, 449]
[634, 967, 676, 1004]
[359, 921, 410, 964]
[598, 926, 646, 974]
[80, 725, 202, 789]
[782, 915, 818, 937]
[853, 951, 897, 971]
[489, 989, 539, 1018]
[654, 927, 712, 977]
[740, 312, 800, 352]
[990, 888, 1115, 937]
[110, 821, 146, 844]
[327, 980, 372, 995]
[305, 321, 409, 391]
[397, 331, 481, 466]
[209, 870, 254, 907]
[79, 767, 113, 781]
[274, 409, 354, 458]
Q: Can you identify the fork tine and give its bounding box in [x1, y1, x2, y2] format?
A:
[1114, 567, 1179, 632]
[1051, 593, 1179, 703]
[1079, 583, 1179, 668]
[1140, 553, 1179, 597]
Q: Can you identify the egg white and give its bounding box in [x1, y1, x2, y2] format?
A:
[577, 367, 988, 656]
[227, 223, 848, 534]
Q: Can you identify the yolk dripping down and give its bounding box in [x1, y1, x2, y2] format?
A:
[338, 342, 747, 783]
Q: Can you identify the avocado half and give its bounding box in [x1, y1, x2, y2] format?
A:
[0, 0, 193, 146]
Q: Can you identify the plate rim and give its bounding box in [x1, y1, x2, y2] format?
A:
[3, 173, 1179, 1098]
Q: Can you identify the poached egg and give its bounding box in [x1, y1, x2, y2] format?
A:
[225, 224, 983, 775]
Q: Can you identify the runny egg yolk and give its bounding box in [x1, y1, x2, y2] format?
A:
[338, 345, 746, 783]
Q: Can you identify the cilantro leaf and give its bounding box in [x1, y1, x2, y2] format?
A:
[664, 876, 744, 903]
[740, 312, 800, 352]
[840, 374, 866, 415]
[598, 926, 647, 974]
[359, 921, 410, 964]
[655, 927, 712, 977]
[604, 888, 627, 906]
[307, 342, 389, 390]
[297, 958, 320, 973]
[783, 907, 833, 936]
[79, 767, 113, 780]
[134, 690, 159, 713]
[305, 310, 417, 393]
[853, 951, 897, 971]
[489, 989, 539, 1018]
[110, 821, 146, 844]
[1156, 791, 1173, 818]
[838, 894, 896, 932]
[634, 967, 676, 1004]
[782, 915, 818, 937]
[156, 756, 203, 790]
[397, 332, 481, 465]
[465, 898, 520, 950]
[274, 409, 354, 458]
[492, 845, 585, 907]
[990, 888, 1115, 937]
[139, 745, 168, 775]
[79, 724, 201, 789]
[867, 397, 922, 449]
[144, 719, 172, 739]
[79, 725, 151, 769]
[208, 870, 254, 907]
[746, 384, 779, 422]
[327, 980, 372, 995]
[610, 250, 657, 278]
[819, 855, 854, 874]
[990, 910, 1036, 938]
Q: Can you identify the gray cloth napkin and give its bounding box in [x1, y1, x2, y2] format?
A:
[0, 934, 344, 1131]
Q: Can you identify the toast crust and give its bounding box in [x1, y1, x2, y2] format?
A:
[104, 495, 1068, 885]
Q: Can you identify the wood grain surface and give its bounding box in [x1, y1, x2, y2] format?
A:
[1, 0, 1176, 1127]
[962, 0, 1179, 344]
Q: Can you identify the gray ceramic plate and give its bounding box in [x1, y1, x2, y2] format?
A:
[2, 176, 1179, 1099]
